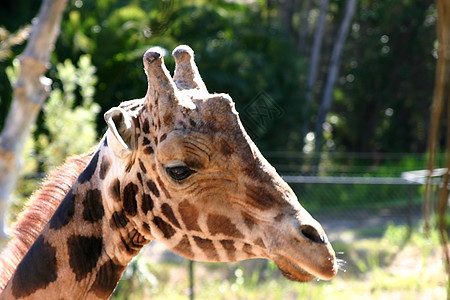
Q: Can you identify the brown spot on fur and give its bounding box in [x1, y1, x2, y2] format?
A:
[161, 203, 181, 228]
[153, 216, 176, 239]
[159, 133, 167, 143]
[141, 193, 154, 214]
[90, 259, 126, 298]
[254, 237, 265, 248]
[123, 183, 138, 216]
[220, 240, 236, 261]
[146, 179, 160, 197]
[110, 179, 121, 202]
[242, 243, 254, 256]
[142, 119, 150, 133]
[245, 184, 278, 210]
[138, 159, 147, 174]
[143, 145, 154, 155]
[241, 211, 256, 231]
[137, 172, 143, 185]
[207, 214, 244, 238]
[189, 119, 196, 127]
[156, 177, 171, 199]
[82, 189, 104, 223]
[163, 113, 174, 126]
[142, 222, 151, 234]
[99, 156, 111, 180]
[173, 235, 194, 258]
[49, 189, 75, 230]
[68, 235, 103, 281]
[110, 211, 129, 229]
[11, 236, 57, 298]
[178, 200, 201, 231]
[193, 236, 219, 261]
[79, 150, 100, 184]
[143, 136, 151, 146]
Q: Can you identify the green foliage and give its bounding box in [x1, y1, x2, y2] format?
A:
[9, 54, 100, 220]
[334, 0, 435, 153]
[112, 254, 158, 300]
[50, 0, 307, 151]
[0, 25, 30, 62]
[0, 0, 41, 128]
[0, 0, 440, 227]
[0, 0, 437, 157]
[36, 55, 100, 171]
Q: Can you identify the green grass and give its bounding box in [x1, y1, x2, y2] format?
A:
[112, 223, 446, 300]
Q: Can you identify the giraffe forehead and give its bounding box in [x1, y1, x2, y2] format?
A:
[151, 124, 254, 175]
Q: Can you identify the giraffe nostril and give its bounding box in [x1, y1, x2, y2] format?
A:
[300, 224, 327, 244]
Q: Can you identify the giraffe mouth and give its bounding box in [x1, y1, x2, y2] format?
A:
[274, 255, 337, 282]
[274, 256, 316, 282]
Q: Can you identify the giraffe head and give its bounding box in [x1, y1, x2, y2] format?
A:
[103, 45, 337, 282]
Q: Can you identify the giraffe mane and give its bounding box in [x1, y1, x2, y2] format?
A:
[0, 151, 94, 292]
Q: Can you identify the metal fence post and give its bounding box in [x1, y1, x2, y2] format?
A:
[407, 184, 413, 231]
[189, 260, 194, 300]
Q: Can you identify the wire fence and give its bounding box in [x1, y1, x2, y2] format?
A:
[175, 170, 441, 300]
[182, 152, 445, 299]
[287, 177, 422, 230]
[14, 152, 447, 298]
[274, 153, 446, 239]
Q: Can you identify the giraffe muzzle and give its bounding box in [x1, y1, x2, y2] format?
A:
[264, 209, 338, 281]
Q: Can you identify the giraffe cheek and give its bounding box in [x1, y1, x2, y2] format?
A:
[206, 214, 244, 239]
[141, 193, 154, 215]
[172, 235, 195, 259]
[178, 200, 202, 232]
[152, 216, 177, 239]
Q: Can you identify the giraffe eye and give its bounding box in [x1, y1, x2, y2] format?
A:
[166, 165, 196, 181]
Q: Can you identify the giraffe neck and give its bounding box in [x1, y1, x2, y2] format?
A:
[1, 140, 152, 299]
[0, 152, 92, 293]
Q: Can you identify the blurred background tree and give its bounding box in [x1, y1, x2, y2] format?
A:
[0, 0, 440, 229]
[0, 0, 436, 154]
[0, 0, 68, 241]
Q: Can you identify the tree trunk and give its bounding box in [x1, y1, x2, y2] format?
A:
[425, 0, 450, 297]
[296, 0, 314, 54]
[314, 0, 358, 152]
[301, 0, 329, 140]
[0, 0, 68, 243]
[279, 0, 296, 35]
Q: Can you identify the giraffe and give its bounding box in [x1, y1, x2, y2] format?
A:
[0, 45, 337, 299]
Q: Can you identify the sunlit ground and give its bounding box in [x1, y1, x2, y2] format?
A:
[112, 222, 446, 300]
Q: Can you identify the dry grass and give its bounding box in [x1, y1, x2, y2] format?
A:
[112, 222, 446, 299]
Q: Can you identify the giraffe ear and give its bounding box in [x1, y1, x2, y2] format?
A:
[104, 107, 135, 158]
